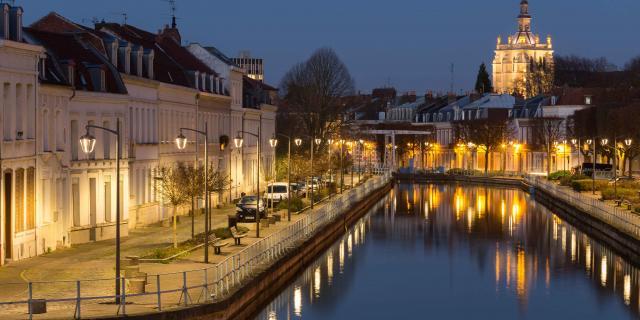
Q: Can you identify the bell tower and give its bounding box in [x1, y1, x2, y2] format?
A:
[518, 0, 531, 32]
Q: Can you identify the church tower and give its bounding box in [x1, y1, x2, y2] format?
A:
[492, 1, 553, 96]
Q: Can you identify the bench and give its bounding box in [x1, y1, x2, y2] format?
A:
[622, 200, 633, 211]
[230, 226, 247, 245]
[208, 235, 228, 254]
[615, 198, 624, 207]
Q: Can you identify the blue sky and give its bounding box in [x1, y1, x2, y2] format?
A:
[17, 0, 640, 94]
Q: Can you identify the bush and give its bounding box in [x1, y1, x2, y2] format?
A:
[548, 171, 571, 181]
[313, 188, 332, 202]
[570, 179, 609, 192]
[559, 174, 590, 186]
[277, 196, 305, 212]
[601, 187, 637, 200]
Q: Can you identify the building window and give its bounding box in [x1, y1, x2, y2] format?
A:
[585, 96, 592, 105]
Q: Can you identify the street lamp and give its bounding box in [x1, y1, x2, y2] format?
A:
[175, 123, 211, 263]
[235, 127, 262, 238]
[294, 138, 302, 147]
[275, 134, 294, 221]
[572, 138, 581, 174]
[339, 139, 345, 193]
[327, 139, 334, 192]
[267, 137, 278, 216]
[79, 119, 122, 303]
[357, 139, 364, 183]
[625, 139, 633, 178]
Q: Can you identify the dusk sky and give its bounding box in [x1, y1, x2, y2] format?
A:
[18, 0, 640, 94]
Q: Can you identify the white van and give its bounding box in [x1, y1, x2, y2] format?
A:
[264, 182, 291, 204]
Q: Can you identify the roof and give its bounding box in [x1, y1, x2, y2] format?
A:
[24, 27, 126, 94]
[203, 46, 237, 66]
[462, 94, 515, 110]
[96, 22, 217, 89]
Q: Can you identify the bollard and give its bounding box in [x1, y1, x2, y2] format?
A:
[74, 280, 81, 320]
[156, 274, 162, 311]
[121, 277, 127, 315]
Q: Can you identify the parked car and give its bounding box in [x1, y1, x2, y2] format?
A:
[236, 196, 266, 222]
[296, 181, 320, 196]
[264, 182, 291, 205]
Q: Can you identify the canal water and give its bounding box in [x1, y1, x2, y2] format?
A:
[255, 183, 640, 319]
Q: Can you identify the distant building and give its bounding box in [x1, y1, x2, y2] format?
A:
[493, 0, 553, 95]
[232, 51, 264, 82]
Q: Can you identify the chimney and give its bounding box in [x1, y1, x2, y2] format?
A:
[159, 24, 181, 45]
[0, 4, 8, 39]
[8, 6, 22, 42]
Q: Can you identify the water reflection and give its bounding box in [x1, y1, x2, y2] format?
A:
[256, 184, 640, 319]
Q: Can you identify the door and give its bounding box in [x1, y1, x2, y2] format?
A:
[4, 172, 12, 260]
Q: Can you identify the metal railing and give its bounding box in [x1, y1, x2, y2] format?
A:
[0, 172, 392, 319]
[524, 175, 640, 240]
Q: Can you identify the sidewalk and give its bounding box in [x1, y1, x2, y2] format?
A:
[0, 177, 372, 319]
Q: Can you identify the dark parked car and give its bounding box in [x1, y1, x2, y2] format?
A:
[236, 196, 266, 222]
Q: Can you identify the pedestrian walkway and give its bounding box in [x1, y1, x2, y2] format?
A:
[0, 174, 381, 319]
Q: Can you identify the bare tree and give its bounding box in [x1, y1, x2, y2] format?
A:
[155, 164, 189, 248]
[279, 47, 355, 144]
[454, 118, 513, 174]
[514, 60, 554, 98]
[206, 169, 231, 205]
[532, 117, 564, 176]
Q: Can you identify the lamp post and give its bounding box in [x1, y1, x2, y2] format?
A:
[571, 138, 580, 174]
[625, 138, 633, 178]
[175, 122, 211, 263]
[327, 139, 334, 190]
[339, 139, 345, 193]
[268, 136, 278, 217]
[235, 128, 262, 238]
[311, 137, 321, 208]
[358, 139, 364, 183]
[275, 134, 294, 221]
[586, 138, 595, 194]
[79, 119, 122, 303]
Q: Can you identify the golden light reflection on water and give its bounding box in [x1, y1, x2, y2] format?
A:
[625, 274, 632, 305]
[313, 267, 321, 298]
[293, 286, 302, 316]
[258, 185, 640, 320]
[601, 256, 608, 287]
[327, 252, 333, 284]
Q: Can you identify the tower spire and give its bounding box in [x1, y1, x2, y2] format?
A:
[518, 0, 531, 32]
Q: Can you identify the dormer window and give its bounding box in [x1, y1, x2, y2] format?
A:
[208, 75, 215, 93]
[143, 49, 154, 79]
[38, 56, 46, 80]
[193, 71, 200, 90]
[585, 96, 592, 105]
[118, 42, 131, 74]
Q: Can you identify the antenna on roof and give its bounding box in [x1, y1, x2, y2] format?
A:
[450, 63, 455, 95]
[167, 0, 177, 28]
[109, 12, 128, 25]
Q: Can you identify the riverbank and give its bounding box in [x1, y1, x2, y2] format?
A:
[397, 173, 640, 265]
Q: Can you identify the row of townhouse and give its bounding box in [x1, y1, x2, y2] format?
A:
[0, 5, 277, 264]
[352, 88, 598, 173]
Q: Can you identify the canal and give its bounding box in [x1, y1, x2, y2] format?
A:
[255, 183, 640, 319]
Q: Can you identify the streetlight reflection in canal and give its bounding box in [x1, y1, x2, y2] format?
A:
[255, 184, 640, 320]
